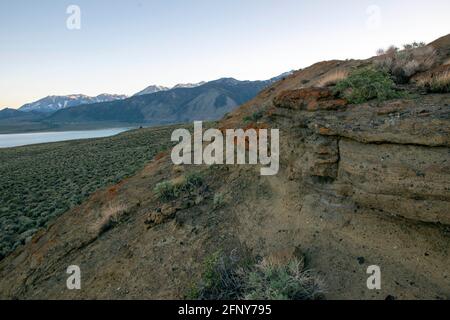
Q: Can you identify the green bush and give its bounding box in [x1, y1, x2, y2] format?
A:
[334, 67, 403, 104]
[154, 181, 178, 201]
[402, 42, 426, 50]
[154, 172, 204, 202]
[243, 111, 264, 123]
[184, 172, 204, 190]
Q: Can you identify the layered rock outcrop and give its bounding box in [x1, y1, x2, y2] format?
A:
[273, 88, 450, 225]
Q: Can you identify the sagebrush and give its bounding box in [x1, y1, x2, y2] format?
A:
[0, 126, 176, 260]
[154, 172, 204, 202]
[190, 250, 325, 300]
[374, 44, 436, 83]
[334, 67, 403, 104]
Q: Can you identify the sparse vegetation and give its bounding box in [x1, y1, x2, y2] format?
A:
[94, 201, 128, 235]
[417, 69, 450, 93]
[154, 180, 178, 202]
[243, 111, 264, 123]
[190, 250, 325, 300]
[213, 193, 225, 209]
[402, 42, 426, 50]
[0, 125, 179, 259]
[241, 257, 325, 300]
[374, 43, 436, 83]
[334, 67, 403, 104]
[316, 69, 349, 87]
[376, 45, 399, 57]
[154, 171, 204, 202]
[195, 250, 244, 300]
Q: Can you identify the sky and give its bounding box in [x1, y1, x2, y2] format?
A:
[1, 0, 449, 109]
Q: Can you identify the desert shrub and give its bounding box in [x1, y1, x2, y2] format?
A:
[243, 111, 264, 123]
[191, 250, 325, 300]
[0, 125, 179, 260]
[334, 67, 402, 104]
[376, 45, 399, 57]
[154, 181, 178, 201]
[184, 172, 204, 190]
[154, 172, 204, 202]
[374, 44, 436, 83]
[402, 42, 426, 50]
[194, 250, 248, 300]
[213, 193, 225, 209]
[241, 257, 325, 300]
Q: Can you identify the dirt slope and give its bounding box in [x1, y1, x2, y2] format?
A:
[0, 35, 449, 300]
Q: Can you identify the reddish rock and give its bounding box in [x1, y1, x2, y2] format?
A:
[273, 87, 348, 112]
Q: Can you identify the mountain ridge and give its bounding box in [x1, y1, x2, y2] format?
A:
[133, 82, 207, 96]
[19, 94, 128, 113]
[47, 77, 271, 125]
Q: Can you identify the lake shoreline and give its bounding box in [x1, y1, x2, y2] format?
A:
[0, 127, 134, 148]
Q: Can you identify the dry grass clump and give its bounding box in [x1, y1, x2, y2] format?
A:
[374, 44, 437, 83]
[241, 256, 326, 300]
[316, 69, 349, 88]
[189, 249, 325, 300]
[92, 201, 128, 235]
[416, 69, 450, 93]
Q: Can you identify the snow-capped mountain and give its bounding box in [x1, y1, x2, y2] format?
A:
[172, 82, 206, 89]
[133, 85, 169, 96]
[19, 94, 128, 113]
[134, 82, 206, 96]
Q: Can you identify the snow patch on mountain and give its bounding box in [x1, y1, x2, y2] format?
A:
[19, 94, 128, 113]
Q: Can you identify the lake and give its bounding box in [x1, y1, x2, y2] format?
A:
[0, 128, 131, 148]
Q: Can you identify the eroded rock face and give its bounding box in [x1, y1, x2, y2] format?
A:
[274, 89, 450, 225]
[312, 97, 450, 147]
[337, 139, 450, 225]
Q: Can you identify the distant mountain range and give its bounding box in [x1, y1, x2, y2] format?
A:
[19, 94, 128, 113]
[133, 82, 206, 96]
[47, 78, 271, 125]
[0, 71, 294, 133]
[0, 108, 22, 119]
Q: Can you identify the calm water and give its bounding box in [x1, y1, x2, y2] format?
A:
[0, 128, 130, 148]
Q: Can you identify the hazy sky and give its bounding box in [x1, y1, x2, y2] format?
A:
[1, 0, 449, 108]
